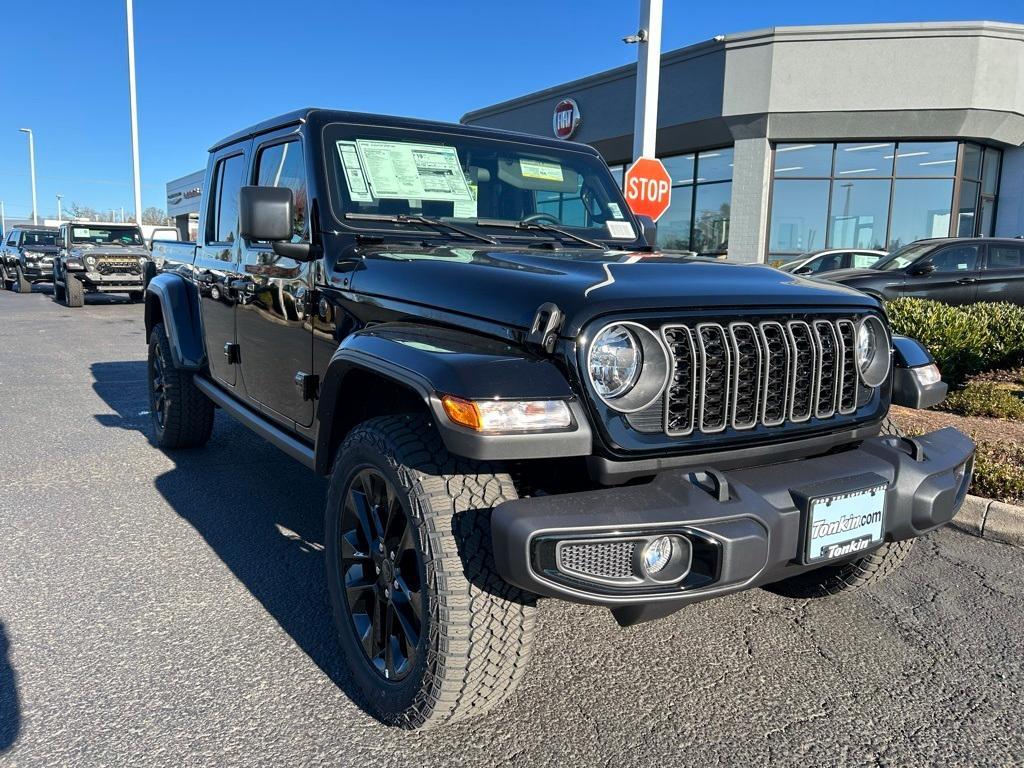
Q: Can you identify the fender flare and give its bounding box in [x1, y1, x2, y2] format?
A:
[314, 323, 593, 473]
[144, 273, 206, 370]
[891, 334, 947, 410]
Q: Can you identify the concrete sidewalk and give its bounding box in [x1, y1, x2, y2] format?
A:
[953, 494, 1024, 547]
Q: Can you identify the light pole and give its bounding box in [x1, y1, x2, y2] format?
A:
[125, 0, 143, 225]
[56, 194, 63, 222]
[19, 128, 38, 225]
[628, 0, 664, 161]
[1, 201, 6, 235]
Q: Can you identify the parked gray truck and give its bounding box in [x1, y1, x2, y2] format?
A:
[53, 221, 152, 307]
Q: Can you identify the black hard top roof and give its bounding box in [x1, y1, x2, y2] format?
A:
[14, 225, 58, 232]
[209, 107, 598, 155]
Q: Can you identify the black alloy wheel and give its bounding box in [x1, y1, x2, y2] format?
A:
[338, 466, 424, 682]
[149, 339, 169, 430]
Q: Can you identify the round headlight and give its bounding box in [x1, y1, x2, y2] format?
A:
[85, 255, 97, 267]
[589, 324, 641, 399]
[856, 316, 891, 387]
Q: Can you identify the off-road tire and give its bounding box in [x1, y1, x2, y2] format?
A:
[147, 323, 214, 449]
[764, 412, 914, 599]
[0, 263, 9, 290]
[14, 265, 31, 294]
[128, 291, 144, 303]
[64, 274, 84, 307]
[53, 276, 66, 303]
[325, 414, 536, 729]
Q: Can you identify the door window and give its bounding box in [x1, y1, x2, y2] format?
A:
[207, 154, 246, 246]
[987, 244, 1024, 270]
[254, 141, 308, 241]
[852, 252, 882, 268]
[806, 253, 843, 273]
[929, 245, 979, 273]
[6, 231, 18, 246]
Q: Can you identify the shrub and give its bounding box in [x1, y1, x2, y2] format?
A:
[885, 298, 1024, 383]
[942, 381, 1024, 420]
[971, 441, 1024, 505]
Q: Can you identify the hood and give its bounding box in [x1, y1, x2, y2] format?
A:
[70, 243, 150, 258]
[22, 245, 59, 255]
[343, 245, 881, 336]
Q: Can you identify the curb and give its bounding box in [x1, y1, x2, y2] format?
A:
[951, 494, 1024, 547]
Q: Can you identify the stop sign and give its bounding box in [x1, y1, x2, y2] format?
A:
[623, 157, 672, 221]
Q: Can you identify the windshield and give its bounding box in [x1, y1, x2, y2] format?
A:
[22, 230, 57, 247]
[323, 123, 640, 247]
[70, 226, 144, 245]
[872, 242, 937, 271]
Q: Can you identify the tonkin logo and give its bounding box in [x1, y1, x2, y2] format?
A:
[822, 536, 873, 559]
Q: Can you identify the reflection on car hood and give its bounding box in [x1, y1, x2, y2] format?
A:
[69, 244, 150, 258]
[343, 244, 882, 336]
[819, 268, 885, 282]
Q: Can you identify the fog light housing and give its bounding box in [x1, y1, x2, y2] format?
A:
[85, 255, 97, 267]
[912, 363, 941, 386]
[642, 536, 673, 575]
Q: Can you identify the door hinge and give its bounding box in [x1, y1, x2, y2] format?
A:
[294, 372, 319, 401]
[223, 342, 241, 365]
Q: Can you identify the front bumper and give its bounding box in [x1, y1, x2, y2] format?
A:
[492, 427, 974, 618]
[22, 262, 53, 280]
[79, 271, 144, 291]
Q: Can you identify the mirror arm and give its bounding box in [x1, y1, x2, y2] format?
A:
[271, 241, 321, 262]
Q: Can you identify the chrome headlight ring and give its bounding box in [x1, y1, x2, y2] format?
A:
[586, 321, 670, 413]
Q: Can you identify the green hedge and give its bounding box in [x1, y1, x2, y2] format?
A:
[885, 298, 1024, 383]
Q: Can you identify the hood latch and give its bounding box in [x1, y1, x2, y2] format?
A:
[527, 302, 563, 354]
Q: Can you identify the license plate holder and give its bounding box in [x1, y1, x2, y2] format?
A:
[794, 474, 888, 564]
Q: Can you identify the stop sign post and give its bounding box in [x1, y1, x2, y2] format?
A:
[623, 157, 672, 221]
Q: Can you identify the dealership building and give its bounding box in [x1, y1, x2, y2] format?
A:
[462, 21, 1024, 263]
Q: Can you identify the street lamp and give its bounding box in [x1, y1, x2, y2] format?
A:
[18, 128, 38, 225]
[56, 194, 63, 222]
[125, 0, 143, 225]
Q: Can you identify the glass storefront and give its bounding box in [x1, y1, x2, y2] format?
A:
[767, 141, 1001, 261]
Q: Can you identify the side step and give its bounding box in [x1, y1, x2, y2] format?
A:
[193, 377, 316, 470]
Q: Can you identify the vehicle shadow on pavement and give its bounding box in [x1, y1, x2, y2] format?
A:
[89, 362, 372, 715]
[0, 622, 20, 753]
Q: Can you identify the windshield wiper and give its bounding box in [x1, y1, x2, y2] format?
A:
[345, 213, 498, 245]
[475, 218, 605, 250]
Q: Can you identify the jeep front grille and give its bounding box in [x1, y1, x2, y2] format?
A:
[96, 257, 141, 276]
[661, 318, 861, 437]
[558, 540, 636, 582]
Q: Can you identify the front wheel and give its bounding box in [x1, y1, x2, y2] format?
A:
[64, 274, 84, 307]
[325, 415, 536, 729]
[128, 291, 144, 303]
[14, 265, 31, 294]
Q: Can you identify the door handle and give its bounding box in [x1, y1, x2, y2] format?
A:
[956, 277, 978, 284]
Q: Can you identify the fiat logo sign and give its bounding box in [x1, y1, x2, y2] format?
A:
[552, 99, 581, 140]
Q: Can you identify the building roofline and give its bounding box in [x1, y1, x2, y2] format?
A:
[461, 20, 1024, 124]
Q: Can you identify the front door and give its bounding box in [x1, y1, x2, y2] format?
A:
[903, 243, 981, 305]
[196, 146, 249, 388]
[978, 242, 1024, 306]
[235, 132, 315, 427]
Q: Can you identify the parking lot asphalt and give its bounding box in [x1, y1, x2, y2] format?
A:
[1, 286, 1022, 768]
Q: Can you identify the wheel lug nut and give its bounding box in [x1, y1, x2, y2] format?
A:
[384, 588, 390, 598]
[377, 542, 384, 553]
[393, 580, 399, 590]
[389, 551, 395, 560]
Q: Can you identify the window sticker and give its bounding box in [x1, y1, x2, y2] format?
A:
[355, 140, 473, 201]
[606, 221, 636, 239]
[607, 202, 625, 220]
[73, 228, 91, 237]
[453, 182, 478, 219]
[519, 159, 564, 182]
[336, 141, 373, 202]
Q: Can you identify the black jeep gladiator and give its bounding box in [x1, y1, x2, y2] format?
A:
[1, 225, 59, 292]
[145, 109, 975, 729]
[53, 221, 151, 307]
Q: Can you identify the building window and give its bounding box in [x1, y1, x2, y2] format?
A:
[656, 147, 732, 255]
[767, 141, 1001, 261]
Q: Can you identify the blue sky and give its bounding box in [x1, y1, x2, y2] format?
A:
[1, 0, 1021, 220]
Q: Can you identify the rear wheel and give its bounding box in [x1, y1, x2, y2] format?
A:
[765, 412, 914, 599]
[0, 263, 9, 290]
[64, 274, 84, 307]
[147, 322, 214, 448]
[325, 415, 536, 729]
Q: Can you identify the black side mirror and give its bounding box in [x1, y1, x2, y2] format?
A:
[635, 215, 657, 247]
[910, 261, 936, 276]
[239, 186, 293, 242]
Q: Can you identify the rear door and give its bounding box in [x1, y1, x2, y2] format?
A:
[195, 144, 249, 388]
[903, 243, 981, 305]
[235, 130, 315, 427]
[978, 241, 1024, 305]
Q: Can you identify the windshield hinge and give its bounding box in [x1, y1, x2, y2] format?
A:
[527, 302, 563, 354]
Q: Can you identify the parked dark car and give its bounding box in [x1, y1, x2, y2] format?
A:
[779, 248, 886, 276]
[0, 226, 59, 292]
[822, 237, 1024, 305]
[144, 108, 973, 729]
[52, 222, 152, 307]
